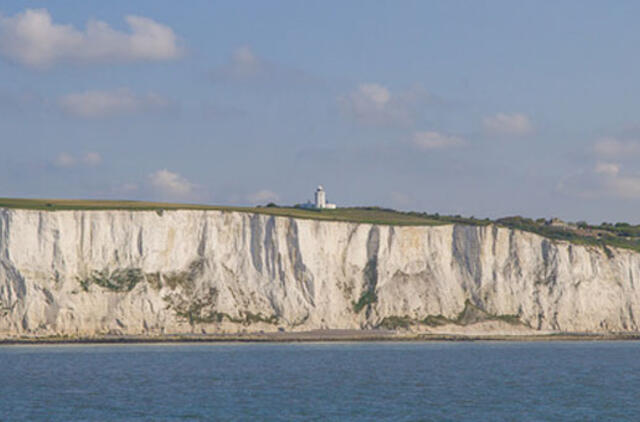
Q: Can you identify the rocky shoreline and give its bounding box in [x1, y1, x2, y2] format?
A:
[2, 329, 640, 345]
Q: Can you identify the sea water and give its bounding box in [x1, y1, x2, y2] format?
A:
[0, 341, 638, 421]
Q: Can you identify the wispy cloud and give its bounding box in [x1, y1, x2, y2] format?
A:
[246, 189, 279, 204]
[58, 88, 169, 118]
[0, 9, 182, 68]
[338, 83, 429, 126]
[112, 183, 139, 195]
[412, 131, 466, 150]
[483, 112, 533, 136]
[558, 135, 640, 200]
[53, 152, 102, 168]
[558, 161, 640, 200]
[209, 45, 318, 87]
[83, 152, 102, 166]
[148, 169, 195, 198]
[594, 161, 620, 177]
[53, 152, 76, 168]
[592, 137, 640, 158]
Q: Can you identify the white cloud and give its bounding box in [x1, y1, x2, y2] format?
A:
[58, 88, 169, 118]
[595, 162, 640, 199]
[338, 83, 428, 126]
[210, 45, 318, 87]
[605, 175, 640, 199]
[0, 9, 181, 68]
[83, 152, 102, 166]
[149, 169, 194, 197]
[593, 137, 640, 158]
[412, 131, 466, 150]
[117, 183, 139, 193]
[483, 113, 533, 136]
[355, 84, 391, 109]
[594, 162, 620, 177]
[108, 182, 139, 198]
[559, 135, 640, 199]
[228, 45, 261, 78]
[208, 45, 262, 81]
[247, 189, 279, 204]
[54, 152, 75, 168]
[53, 151, 102, 168]
[558, 162, 640, 200]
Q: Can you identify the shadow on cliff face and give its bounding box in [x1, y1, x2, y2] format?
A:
[353, 226, 380, 318]
[452, 225, 482, 291]
[286, 218, 315, 307]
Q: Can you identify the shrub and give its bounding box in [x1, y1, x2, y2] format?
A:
[79, 268, 143, 292]
[352, 290, 377, 313]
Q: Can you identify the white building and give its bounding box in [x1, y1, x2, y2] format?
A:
[315, 185, 326, 208]
[301, 185, 337, 209]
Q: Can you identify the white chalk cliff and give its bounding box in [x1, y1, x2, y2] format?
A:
[1, 208, 639, 338]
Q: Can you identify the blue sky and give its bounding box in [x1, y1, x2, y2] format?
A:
[2, 1, 640, 223]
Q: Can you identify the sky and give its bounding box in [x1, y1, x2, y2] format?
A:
[2, 1, 640, 223]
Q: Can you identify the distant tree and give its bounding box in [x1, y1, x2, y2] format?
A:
[266, 202, 278, 208]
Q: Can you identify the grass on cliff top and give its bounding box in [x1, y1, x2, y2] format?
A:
[2, 197, 640, 253]
[0, 197, 450, 226]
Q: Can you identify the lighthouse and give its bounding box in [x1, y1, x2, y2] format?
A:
[314, 185, 326, 208]
[300, 185, 336, 209]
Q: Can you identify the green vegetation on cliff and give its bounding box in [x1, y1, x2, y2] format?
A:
[0, 198, 446, 225]
[378, 300, 524, 330]
[2, 197, 640, 253]
[78, 268, 144, 292]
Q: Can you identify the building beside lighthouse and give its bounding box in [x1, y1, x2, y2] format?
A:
[301, 185, 337, 209]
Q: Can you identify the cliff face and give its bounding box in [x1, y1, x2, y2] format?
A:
[0, 208, 639, 338]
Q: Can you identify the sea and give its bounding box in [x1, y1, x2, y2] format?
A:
[0, 341, 638, 421]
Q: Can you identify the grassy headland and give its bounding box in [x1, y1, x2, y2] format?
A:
[1, 197, 640, 253]
[0, 197, 448, 225]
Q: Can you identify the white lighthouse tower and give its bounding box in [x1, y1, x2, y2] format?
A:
[314, 185, 326, 208]
[301, 185, 336, 209]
